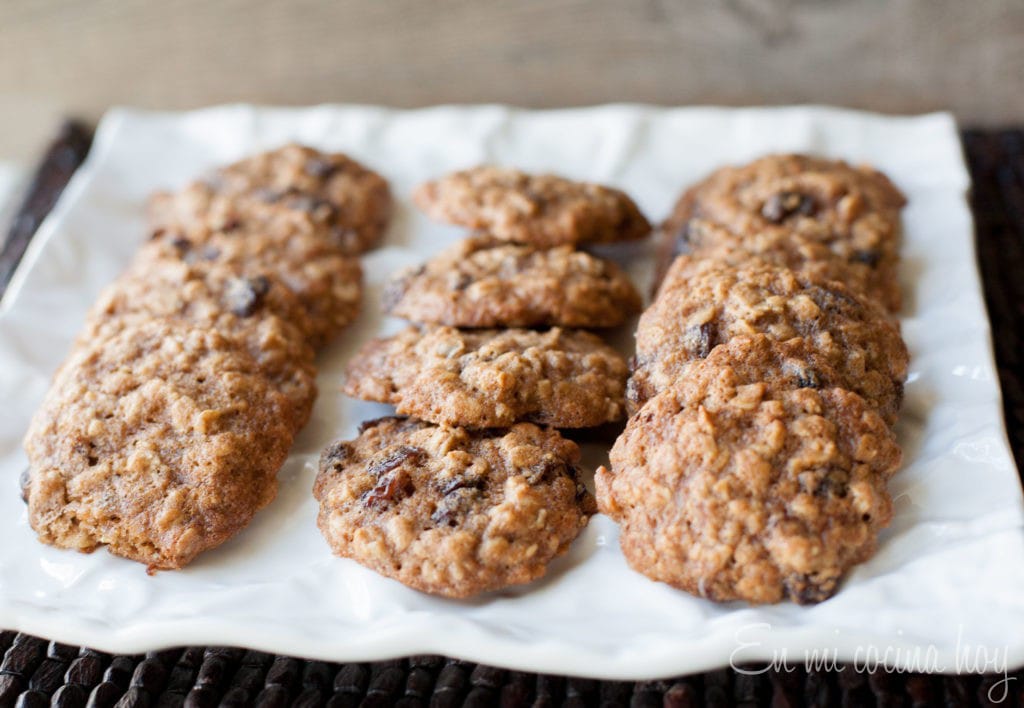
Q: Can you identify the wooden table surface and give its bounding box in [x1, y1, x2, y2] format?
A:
[1, 0, 1023, 163]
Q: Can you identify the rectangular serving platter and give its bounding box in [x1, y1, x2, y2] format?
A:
[1, 105, 1022, 679]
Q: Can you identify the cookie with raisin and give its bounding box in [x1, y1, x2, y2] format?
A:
[314, 417, 596, 598]
[598, 337, 902, 604]
[344, 326, 629, 429]
[149, 144, 391, 255]
[83, 258, 317, 429]
[413, 166, 650, 247]
[383, 236, 642, 328]
[140, 220, 362, 347]
[630, 257, 907, 425]
[656, 154, 905, 310]
[24, 321, 296, 570]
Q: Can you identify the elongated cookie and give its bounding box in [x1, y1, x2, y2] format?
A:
[149, 144, 392, 254]
[83, 258, 317, 429]
[597, 339, 902, 605]
[314, 417, 596, 598]
[23, 320, 296, 570]
[382, 236, 642, 328]
[657, 154, 905, 310]
[630, 257, 907, 424]
[413, 166, 651, 246]
[140, 221, 363, 347]
[344, 326, 629, 428]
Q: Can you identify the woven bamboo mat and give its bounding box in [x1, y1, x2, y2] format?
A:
[0, 123, 1021, 708]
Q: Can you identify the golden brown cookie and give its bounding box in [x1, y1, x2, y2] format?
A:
[656, 154, 905, 311]
[140, 221, 363, 348]
[314, 416, 596, 598]
[23, 320, 296, 570]
[630, 257, 907, 425]
[597, 338, 902, 605]
[413, 166, 651, 247]
[343, 326, 629, 429]
[149, 144, 392, 255]
[83, 258, 317, 429]
[382, 236, 642, 328]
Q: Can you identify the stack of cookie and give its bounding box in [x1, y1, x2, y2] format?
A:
[597, 155, 909, 604]
[315, 167, 651, 598]
[23, 145, 391, 571]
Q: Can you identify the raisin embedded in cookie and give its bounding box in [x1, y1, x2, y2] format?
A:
[597, 341, 902, 605]
[656, 154, 905, 310]
[343, 326, 629, 428]
[149, 144, 392, 255]
[413, 166, 651, 247]
[23, 320, 297, 570]
[83, 258, 317, 429]
[382, 236, 642, 328]
[140, 220, 363, 347]
[630, 257, 907, 425]
[314, 417, 596, 598]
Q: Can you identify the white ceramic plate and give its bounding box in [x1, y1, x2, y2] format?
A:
[1, 105, 1022, 680]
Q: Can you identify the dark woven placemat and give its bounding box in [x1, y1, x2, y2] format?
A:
[2, 124, 1022, 708]
[0, 121, 91, 288]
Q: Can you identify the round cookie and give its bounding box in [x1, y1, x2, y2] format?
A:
[413, 166, 651, 247]
[382, 236, 642, 328]
[657, 154, 905, 311]
[140, 221, 363, 348]
[597, 340, 902, 605]
[343, 326, 629, 428]
[23, 320, 296, 570]
[149, 144, 392, 255]
[314, 416, 596, 598]
[83, 258, 318, 429]
[630, 257, 907, 425]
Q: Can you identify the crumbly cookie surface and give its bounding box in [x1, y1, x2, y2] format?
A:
[630, 257, 907, 424]
[382, 236, 642, 328]
[140, 220, 363, 347]
[23, 321, 296, 570]
[83, 258, 317, 429]
[149, 144, 392, 255]
[413, 167, 651, 247]
[657, 154, 905, 310]
[597, 340, 902, 604]
[344, 326, 629, 428]
[314, 417, 596, 598]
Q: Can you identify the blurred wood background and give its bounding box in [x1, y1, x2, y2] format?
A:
[1, 0, 1022, 162]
